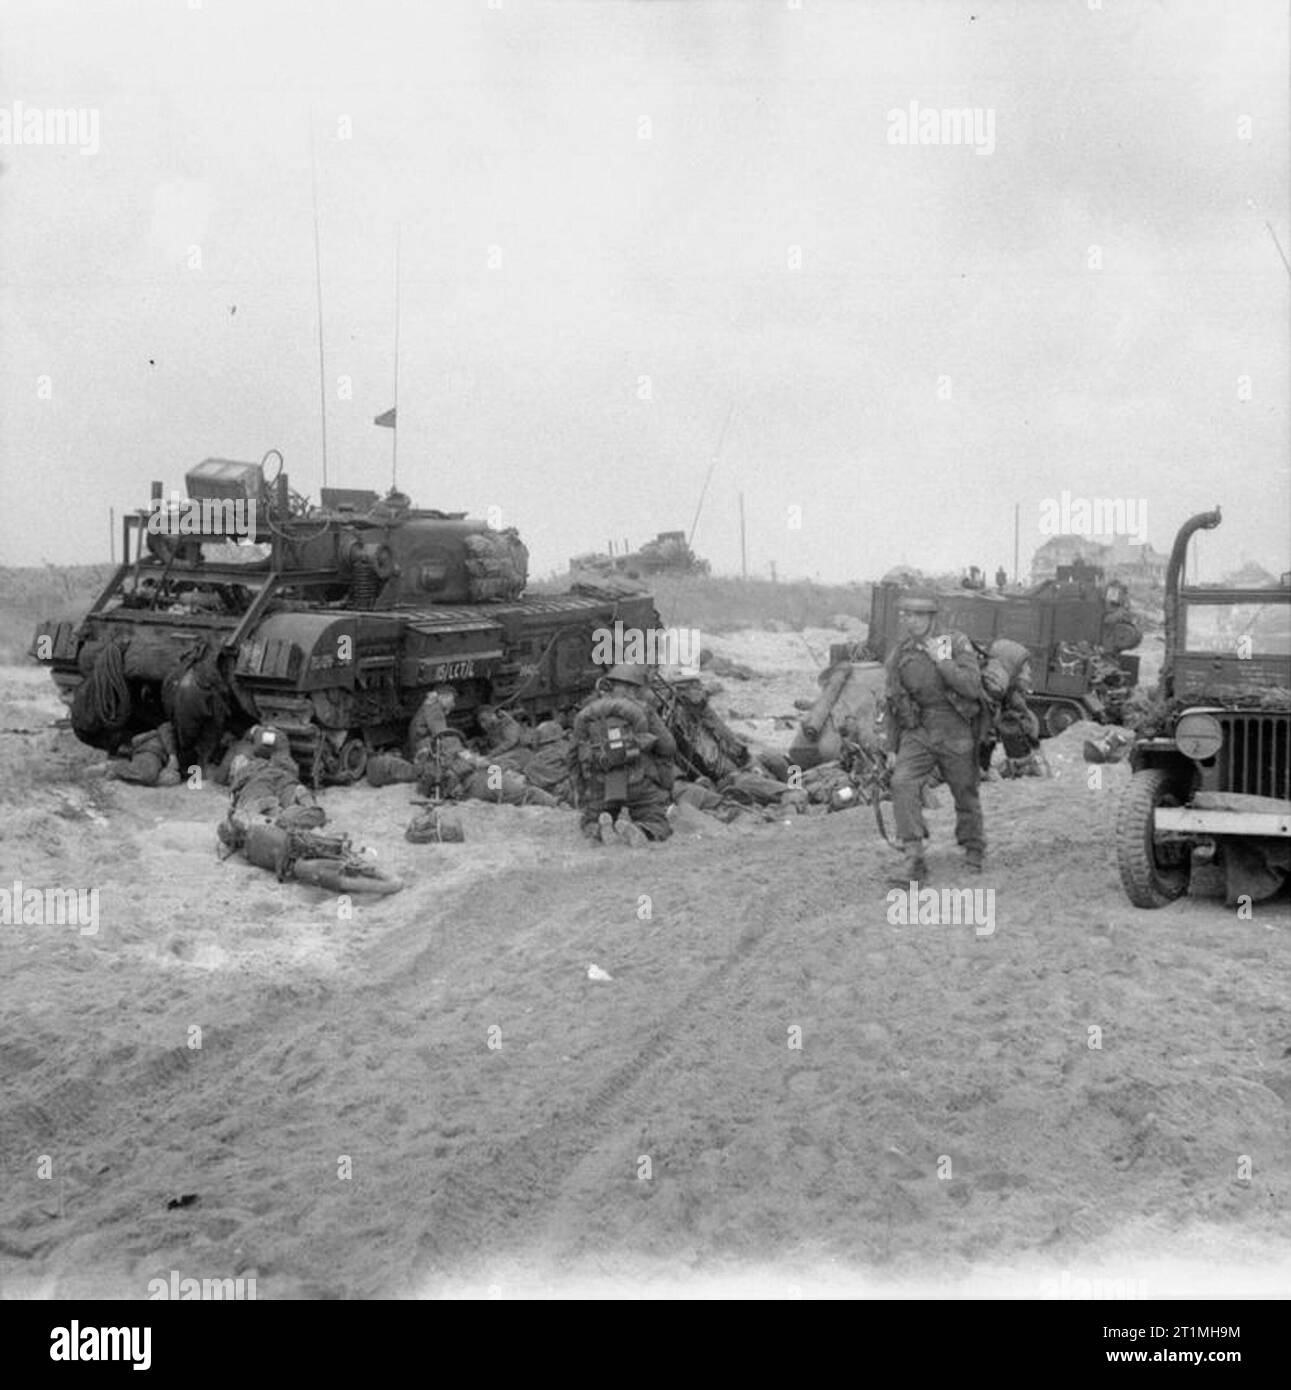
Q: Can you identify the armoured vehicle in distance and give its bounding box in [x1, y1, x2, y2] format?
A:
[1115, 508, 1291, 908]
[629, 530, 710, 576]
[571, 530, 710, 581]
[31, 454, 659, 783]
[864, 562, 1143, 736]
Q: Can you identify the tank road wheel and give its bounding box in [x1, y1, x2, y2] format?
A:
[332, 736, 369, 785]
[1116, 768, 1191, 909]
[1043, 701, 1083, 737]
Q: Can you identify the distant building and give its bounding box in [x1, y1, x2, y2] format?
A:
[1031, 534, 1166, 584]
[1222, 561, 1281, 588]
[880, 565, 925, 587]
[1101, 534, 1168, 581]
[1030, 535, 1105, 579]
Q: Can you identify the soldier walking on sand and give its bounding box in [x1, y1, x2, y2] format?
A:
[883, 591, 986, 883]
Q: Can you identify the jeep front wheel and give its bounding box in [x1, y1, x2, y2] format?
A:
[1116, 767, 1191, 908]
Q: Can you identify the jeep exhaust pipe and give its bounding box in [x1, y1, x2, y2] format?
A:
[1161, 507, 1222, 698]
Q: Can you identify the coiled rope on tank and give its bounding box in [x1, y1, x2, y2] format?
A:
[77, 642, 132, 734]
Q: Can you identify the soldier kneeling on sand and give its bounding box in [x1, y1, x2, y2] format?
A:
[407, 685, 458, 762]
[995, 703, 1044, 778]
[572, 663, 676, 847]
[978, 639, 1043, 779]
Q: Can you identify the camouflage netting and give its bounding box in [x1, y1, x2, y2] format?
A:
[464, 528, 529, 602]
[1125, 683, 1291, 738]
[1174, 684, 1291, 709]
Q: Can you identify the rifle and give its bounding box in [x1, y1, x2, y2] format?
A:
[651, 670, 748, 784]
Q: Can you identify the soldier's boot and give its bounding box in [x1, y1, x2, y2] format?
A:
[614, 809, 648, 848]
[597, 811, 618, 846]
[887, 840, 927, 887]
[965, 846, 985, 873]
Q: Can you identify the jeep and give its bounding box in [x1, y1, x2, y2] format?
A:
[1116, 507, 1291, 908]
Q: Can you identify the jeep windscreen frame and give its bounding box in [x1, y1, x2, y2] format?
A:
[1180, 594, 1291, 658]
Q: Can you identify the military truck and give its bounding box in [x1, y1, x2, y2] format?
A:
[31, 454, 660, 783]
[864, 564, 1142, 735]
[1115, 508, 1291, 908]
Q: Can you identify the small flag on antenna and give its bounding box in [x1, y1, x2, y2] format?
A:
[374, 407, 397, 428]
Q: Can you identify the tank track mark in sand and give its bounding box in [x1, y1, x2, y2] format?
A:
[406, 845, 863, 1284]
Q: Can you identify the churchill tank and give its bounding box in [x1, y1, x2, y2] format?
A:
[31, 453, 659, 783]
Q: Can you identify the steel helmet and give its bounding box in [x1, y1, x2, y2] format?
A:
[535, 720, 565, 745]
[602, 663, 649, 686]
[896, 590, 939, 614]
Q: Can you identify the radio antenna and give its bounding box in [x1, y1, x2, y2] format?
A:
[1266, 221, 1291, 280]
[310, 116, 329, 487]
[392, 224, 401, 492]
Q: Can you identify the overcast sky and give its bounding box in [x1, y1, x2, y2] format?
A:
[1, 0, 1287, 583]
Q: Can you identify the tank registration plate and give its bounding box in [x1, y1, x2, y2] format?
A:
[431, 660, 476, 681]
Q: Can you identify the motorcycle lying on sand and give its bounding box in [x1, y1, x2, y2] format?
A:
[218, 809, 404, 896]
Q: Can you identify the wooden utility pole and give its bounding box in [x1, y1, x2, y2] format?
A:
[1013, 502, 1020, 584]
[739, 492, 747, 580]
[109, 508, 115, 563]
